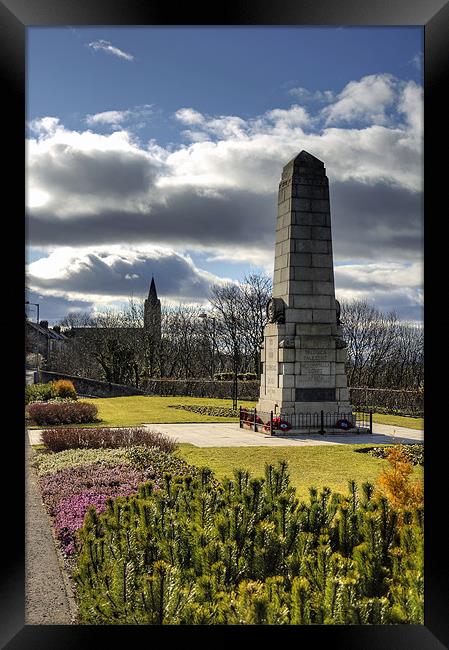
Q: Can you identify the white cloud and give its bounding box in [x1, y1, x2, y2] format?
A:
[86, 110, 130, 126]
[288, 87, 334, 103]
[335, 261, 422, 289]
[174, 108, 205, 125]
[264, 105, 311, 128]
[88, 39, 134, 61]
[26, 126, 165, 216]
[28, 116, 62, 137]
[334, 261, 423, 320]
[397, 81, 423, 138]
[322, 74, 396, 126]
[85, 105, 154, 129]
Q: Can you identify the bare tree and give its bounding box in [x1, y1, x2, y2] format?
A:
[239, 273, 272, 375]
[208, 273, 272, 377]
[340, 299, 423, 389]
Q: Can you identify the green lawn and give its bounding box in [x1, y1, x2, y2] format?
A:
[359, 411, 424, 430]
[176, 443, 423, 501]
[27, 395, 424, 430]
[80, 396, 255, 427]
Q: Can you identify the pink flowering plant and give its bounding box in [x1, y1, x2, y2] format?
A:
[38, 463, 156, 514]
[35, 446, 202, 556]
[54, 493, 112, 555]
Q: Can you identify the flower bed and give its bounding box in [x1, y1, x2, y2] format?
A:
[168, 404, 238, 418]
[33, 447, 131, 477]
[355, 443, 424, 466]
[27, 401, 98, 426]
[33, 445, 202, 557]
[41, 426, 177, 453]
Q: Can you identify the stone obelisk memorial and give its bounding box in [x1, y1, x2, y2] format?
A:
[257, 150, 353, 429]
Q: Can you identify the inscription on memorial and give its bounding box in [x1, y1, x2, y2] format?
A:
[302, 362, 330, 375]
[295, 388, 336, 402]
[302, 350, 331, 361]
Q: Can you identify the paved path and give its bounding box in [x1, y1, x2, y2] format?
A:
[142, 422, 423, 447]
[25, 437, 75, 624]
[28, 421, 423, 448]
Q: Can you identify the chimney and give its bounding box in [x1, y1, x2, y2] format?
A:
[39, 320, 48, 329]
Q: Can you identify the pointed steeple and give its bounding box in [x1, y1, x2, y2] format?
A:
[148, 276, 158, 302]
[144, 275, 162, 340]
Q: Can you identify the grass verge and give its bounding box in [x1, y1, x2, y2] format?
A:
[27, 395, 423, 430]
[176, 443, 423, 501]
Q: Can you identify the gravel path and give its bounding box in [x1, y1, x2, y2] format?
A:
[25, 437, 76, 625]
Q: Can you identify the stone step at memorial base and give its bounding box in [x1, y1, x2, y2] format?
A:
[271, 426, 371, 436]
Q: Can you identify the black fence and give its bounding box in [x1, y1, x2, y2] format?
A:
[240, 407, 372, 435]
[349, 387, 423, 417]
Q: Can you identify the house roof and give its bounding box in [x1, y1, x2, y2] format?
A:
[26, 320, 68, 340]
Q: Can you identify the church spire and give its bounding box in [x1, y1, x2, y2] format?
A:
[148, 276, 158, 302]
[144, 275, 162, 340]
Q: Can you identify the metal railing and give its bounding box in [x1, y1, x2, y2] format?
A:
[239, 407, 273, 434]
[239, 407, 372, 435]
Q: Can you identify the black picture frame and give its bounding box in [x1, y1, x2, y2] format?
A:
[2, 0, 447, 647]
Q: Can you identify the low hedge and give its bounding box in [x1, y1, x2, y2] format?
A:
[27, 401, 98, 426]
[213, 372, 258, 381]
[25, 380, 77, 405]
[52, 379, 77, 400]
[25, 383, 55, 405]
[168, 404, 238, 418]
[355, 443, 424, 466]
[41, 426, 178, 454]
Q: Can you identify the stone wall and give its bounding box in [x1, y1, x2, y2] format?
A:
[142, 379, 260, 400]
[40, 371, 145, 398]
[40, 371, 260, 400]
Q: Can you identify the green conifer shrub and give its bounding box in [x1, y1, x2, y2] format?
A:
[73, 462, 423, 625]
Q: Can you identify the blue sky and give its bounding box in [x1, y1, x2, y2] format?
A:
[26, 26, 423, 323]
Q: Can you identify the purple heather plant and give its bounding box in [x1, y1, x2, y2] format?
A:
[54, 492, 111, 555]
[39, 463, 158, 514]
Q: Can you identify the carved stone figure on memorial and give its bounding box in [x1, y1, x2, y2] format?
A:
[335, 299, 341, 325]
[266, 297, 285, 324]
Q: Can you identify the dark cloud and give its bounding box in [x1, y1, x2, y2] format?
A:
[27, 250, 224, 302]
[28, 180, 422, 267]
[331, 181, 422, 260]
[27, 189, 276, 249]
[31, 147, 159, 199]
